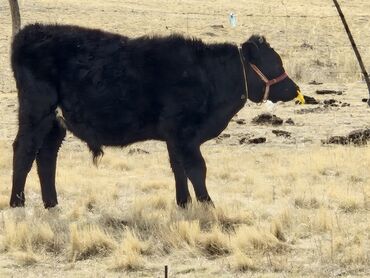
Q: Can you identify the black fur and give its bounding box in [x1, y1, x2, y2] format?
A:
[10, 23, 299, 208]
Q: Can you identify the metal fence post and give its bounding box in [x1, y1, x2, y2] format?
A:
[332, 0, 370, 105]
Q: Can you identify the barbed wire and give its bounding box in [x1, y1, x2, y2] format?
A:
[93, 7, 370, 19]
[1, 3, 369, 93]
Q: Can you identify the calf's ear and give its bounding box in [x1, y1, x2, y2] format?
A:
[241, 41, 260, 64]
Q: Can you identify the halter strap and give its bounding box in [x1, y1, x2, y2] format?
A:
[237, 47, 248, 101]
[237, 46, 290, 103]
[250, 64, 289, 103]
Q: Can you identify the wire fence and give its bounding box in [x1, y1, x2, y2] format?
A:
[1, 0, 370, 93]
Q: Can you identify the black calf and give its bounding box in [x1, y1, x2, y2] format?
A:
[10, 24, 300, 208]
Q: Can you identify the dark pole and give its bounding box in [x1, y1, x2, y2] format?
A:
[164, 265, 168, 278]
[332, 0, 370, 105]
[8, 0, 21, 39]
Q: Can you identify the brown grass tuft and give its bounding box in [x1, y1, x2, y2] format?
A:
[270, 219, 286, 242]
[294, 196, 321, 209]
[232, 226, 289, 254]
[111, 251, 145, 271]
[197, 225, 231, 256]
[337, 197, 362, 213]
[69, 223, 115, 260]
[11, 250, 39, 266]
[229, 250, 258, 272]
[3, 218, 55, 252]
[120, 229, 150, 255]
[312, 208, 332, 233]
[110, 229, 148, 271]
[169, 220, 201, 248]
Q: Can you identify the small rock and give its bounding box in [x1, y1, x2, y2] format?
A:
[239, 137, 248, 144]
[128, 148, 149, 155]
[297, 107, 326, 114]
[252, 113, 273, 124]
[211, 24, 224, 29]
[218, 133, 231, 139]
[348, 129, 367, 145]
[248, 137, 266, 144]
[323, 128, 370, 146]
[316, 89, 343, 95]
[323, 99, 337, 105]
[235, 119, 246, 125]
[216, 133, 231, 143]
[323, 136, 349, 145]
[300, 42, 314, 49]
[272, 130, 291, 138]
[203, 32, 217, 37]
[252, 113, 283, 126]
[321, 169, 339, 177]
[303, 95, 319, 104]
[362, 128, 370, 139]
[285, 118, 295, 125]
[308, 80, 323, 85]
[271, 116, 284, 126]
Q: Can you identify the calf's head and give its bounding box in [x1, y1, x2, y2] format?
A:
[241, 35, 304, 104]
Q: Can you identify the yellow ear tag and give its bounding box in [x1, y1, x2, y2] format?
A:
[295, 90, 305, 105]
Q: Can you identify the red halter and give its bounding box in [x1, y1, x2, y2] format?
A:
[250, 64, 289, 103]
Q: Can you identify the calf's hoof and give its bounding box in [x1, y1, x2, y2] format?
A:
[43, 200, 58, 209]
[198, 195, 215, 208]
[177, 195, 192, 209]
[10, 193, 25, 207]
[10, 200, 25, 208]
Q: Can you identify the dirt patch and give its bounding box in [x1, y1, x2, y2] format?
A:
[316, 89, 343, 95]
[210, 24, 224, 29]
[296, 106, 327, 114]
[301, 96, 350, 107]
[323, 99, 350, 107]
[303, 95, 320, 104]
[308, 80, 323, 85]
[285, 118, 295, 125]
[322, 128, 370, 145]
[239, 137, 266, 144]
[272, 130, 291, 138]
[323, 135, 349, 145]
[235, 119, 246, 125]
[247, 137, 266, 144]
[297, 98, 350, 114]
[216, 133, 231, 143]
[128, 148, 150, 155]
[300, 42, 314, 50]
[348, 129, 370, 144]
[203, 32, 217, 37]
[251, 113, 283, 126]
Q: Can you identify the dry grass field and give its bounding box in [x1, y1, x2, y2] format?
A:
[0, 0, 369, 277]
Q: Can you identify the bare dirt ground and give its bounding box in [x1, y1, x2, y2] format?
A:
[0, 0, 369, 277]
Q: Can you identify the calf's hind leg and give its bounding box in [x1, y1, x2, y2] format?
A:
[10, 72, 58, 207]
[36, 120, 66, 208]
[11, 114, 56, 207]
[11, 132, 36, 207]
